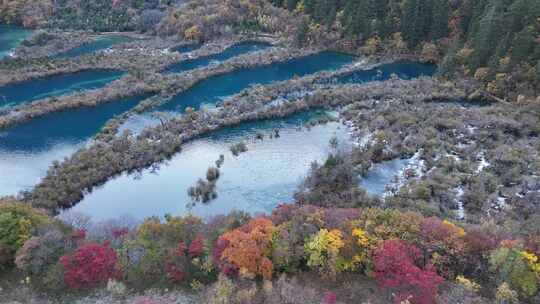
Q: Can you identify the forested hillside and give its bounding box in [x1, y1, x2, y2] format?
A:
[1, 0, 538, 101]
[0, 0, 173, 31]
[272, 0, 540, 101]
[1, 1, 540, 302]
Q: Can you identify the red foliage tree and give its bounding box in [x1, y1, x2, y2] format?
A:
[420, 217, 467, 277]
[165, 242, 187, 283]
[165, 262, 185, 283]
[323, 291, 337, 304]
[374, 240, 443, 304]
[60, 242, 119, 289]
[188, 234, 205, 257]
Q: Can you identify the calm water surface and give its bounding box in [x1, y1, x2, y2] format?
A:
[158, 51, 356, 112]
[0, 25, 31, 59]
[0, 70, 125, 108]
[0, 94, 151, 196]
[71, 112, 350, 220]
[358, 158, 411, 197]
[332, 61, 436, 84]
[55, 35, 134, 58]
[1, 44, 438, 217]
[164, 41, 272, 73]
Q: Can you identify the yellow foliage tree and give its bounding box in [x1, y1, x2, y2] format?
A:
[305, 228, 345, 277]
[184, 25, 202, 41]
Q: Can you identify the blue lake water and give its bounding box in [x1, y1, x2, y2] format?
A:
[358, 158, 410, 197]
[157, 51, 356, 112]
[79, 58, 437, 219]
[0, 42, 438, 219]
[69, 112, 350, 220]
[55, 35, 134, 58]
[0, 70, 125, 108]
[0, 25, 31, 59]
[164, 41, 272, 73]
[333, 61, 437, 84]
[0, 94, 151, 196]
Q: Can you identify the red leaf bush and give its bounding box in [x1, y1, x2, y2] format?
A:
[60, 242, 119, 289]
[323, 291, 337, 304]
[164, 241, 187, 283]
[188, 234, 205, 257]
[374, 239, 443, 304]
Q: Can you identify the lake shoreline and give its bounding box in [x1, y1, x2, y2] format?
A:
[24, 77, 472, 213]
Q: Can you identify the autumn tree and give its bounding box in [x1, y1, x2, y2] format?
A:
[489, 244, 540, 298]
[0, 202, 51, 268]
[60, 242, 119, 289]
[374, 239, 443, 304]
[215, 217, 274, 280]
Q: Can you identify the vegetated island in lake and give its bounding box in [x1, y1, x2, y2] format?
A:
[0, 1, 539, 304]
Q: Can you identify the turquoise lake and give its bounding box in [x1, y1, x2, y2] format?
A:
[73, 57, 438, 220]
[0, 70, 125, 108]
[157, 51, 356, 112]
[69, 112, 350, 220]
[359, 158, 411, 197]
[0, 94, 151, 196]
[164, 41, 272, 73]
[0, 41, 438, 218]
[55, 35, 134, 58]
[0, 25, 31, 59]
[334, 61, 437, 84]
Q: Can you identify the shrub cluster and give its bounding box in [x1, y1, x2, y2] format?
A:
[0, 201, 52, 268]
[4, 202, 539, 303]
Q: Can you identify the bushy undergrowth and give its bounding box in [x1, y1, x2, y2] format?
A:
[0, 201, 53, 268]
[2, 201, 539, 303]
[337, 97, 540, 224]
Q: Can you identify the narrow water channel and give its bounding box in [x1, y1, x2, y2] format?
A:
[157, 51, 355, 112]
[0, 25, 32, 59]
[0, 94, 151, 196]
[333, 61, 437, 84]
[0, 70, 125, 108]
[164, 41, 272, 73]
[55, 35, 134, 58]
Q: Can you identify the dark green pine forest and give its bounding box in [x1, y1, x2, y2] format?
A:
[273, 0, 540, 100]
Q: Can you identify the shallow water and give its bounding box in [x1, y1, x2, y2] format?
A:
[0, 70, 125, 108]
[157, 51, 355, 112]
[1, 45, 438, 218]
[358, 158, 410, 197]
[89, 58, 438, 218]
[70, 112, 350, 220]
[164, 41, 272, 73]
[55, 35, 134, 58]
[0, 94, 151, 196]
[333, 61, 437, 84]
[0, 25, 31, 59]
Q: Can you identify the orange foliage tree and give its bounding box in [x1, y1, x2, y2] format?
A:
[216, 217, 274, 280]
